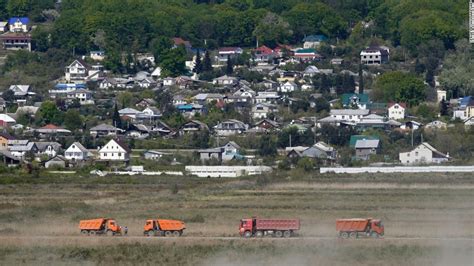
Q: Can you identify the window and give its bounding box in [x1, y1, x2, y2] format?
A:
[118, 153, 122, 157]
[415, 152, 418, 156]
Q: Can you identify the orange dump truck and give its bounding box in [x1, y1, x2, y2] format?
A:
[143, 219, 186, 237]
[336, 218, 384, 238]
[79, 218, 123, 236]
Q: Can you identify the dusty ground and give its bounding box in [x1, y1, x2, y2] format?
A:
[0, 173, 472, 265]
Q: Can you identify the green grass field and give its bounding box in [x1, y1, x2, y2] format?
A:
[0, 172, 472, 265]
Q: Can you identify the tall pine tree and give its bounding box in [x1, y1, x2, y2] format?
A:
[358, 64, 364, 94]
[226, 55, 233, 75]
[193, 49, 202, 74]
[203, 50, 213, 72]
[112, 103, 122, 129]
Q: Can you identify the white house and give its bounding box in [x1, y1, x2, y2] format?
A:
[8, 17, 30, 33]
[388, 103, 406, 120]
[67, 89, 94, 105]
[399, 142, 449, 165]
[90, 51, 105, 61]
[65, 59, 89, 83]
[0, 22, 7, 32]
[64, 142, 90, 161]
[98, 139, 130, 161]
[360, 46, 390, 65]
[330, 109, 370, 123]
[278, 81, 298, 93]
[252, 103, 277, 120]
[216, 47, 243, 63]
[214, 119, 248, 136]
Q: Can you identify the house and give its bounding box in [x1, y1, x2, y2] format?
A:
[98, 77, 118, 89]
[354, 139, 380, 160]
[249, 119, 280, 133]
[226, 88, 256, 104]
[349, 135, 379, 148]
[49, 83, 85, 99]
[151, 66, 162, 79]
[213, 75, 239, 86]
[99, 139, 131, 161]
[151, 121, 175, 137]
[136, 77, 157, 89]
[8, 140, 37, 159]
[179, 120, 209, 135]
[8, 17, 29, 32]
[400, 121, 422, 131]
[0, 132, 14, 150]
[278, 81, 298, 93]
[118, 107, 142, 120]
[66, 89, 94, 105]
[0, 17, 31, 51]
[318, 109, 370, 127]
[64, 142, 90, 161]
[303, 35, 327, 48]
[216, 47, 243, 63]
[0, 97, 5, 111]
[258, 80, 279, 90]
[303, 66, 320, 77]
[144, 150, 170, 160]
[163, 77, 176, 87]
[0, 150, 21, 166]
[330, 58, 344, 65]
[198, 141, 241, 162]
[126, 124, 150, 139]
[35, 142, 62, 158]
[341, 93, 370, 110]
[9, 85, 34, 105]
[255, 91, 280, 104]
[90, 51, 105, 61]
[136, 98, 157, 108]
[90, 124, 123, 137]
[253, 46, 276, 63]
[252, 103, 278, 120]
[360, 46, 390, 65]
[137, 107, 162, 122]
[173, 95, 187, 106]
[44, 155, 67, 169]
[293, 48, 321, 62]
[214, 119, 248, 136]
[0, 22, 7, 32]
[65, 59, 90, 83]
[388, 103, 406, 120]
[399, 142, 450, 165]
[425, 120, 447, 130]
[193, 93, 225, 105]
[302, 142, 337, 160]
[35, 124, 71, 137]
[172, 37, 192, 51]
[177, 104, 204, 118]
[0, 114, 16, 127]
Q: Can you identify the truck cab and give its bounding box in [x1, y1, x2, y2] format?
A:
[144, 219, 156, 232]
[239, 218, 255, 236]
[106, 219, 121, 234]
[370, 219, 384, 235]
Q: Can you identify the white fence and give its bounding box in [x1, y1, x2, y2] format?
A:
[320, 166, 474, 174]
[185, 166, 272, 178]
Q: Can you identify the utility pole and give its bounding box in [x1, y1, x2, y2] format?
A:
[289, 134, 292, 148]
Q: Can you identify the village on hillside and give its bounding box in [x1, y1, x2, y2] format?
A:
[0, 13, 473, 177]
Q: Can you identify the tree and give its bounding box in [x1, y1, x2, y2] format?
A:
[258, 135, 277, 157]
[151, 36, 172, 65]
[203, 50, 213, 72]
[7, 0, 31, 17]
[36, 101, 63, 126]
[117, 91, 133, 107]
[252, 12, 292, 47]
[193, 49, 202, 74]
[112, 103, 122, 129]
[358, 64, 364, 94]
[373, 71, 426, 106]
[225, 55, 233, 75]
[64, 109, 83, 131]
[439, 99, 449, 116]
[159, 45, 187, 77]
[439, 40, 474, 98]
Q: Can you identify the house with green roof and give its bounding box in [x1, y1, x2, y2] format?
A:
[341, 93, 370, 109]
[349, 135, 380, 148]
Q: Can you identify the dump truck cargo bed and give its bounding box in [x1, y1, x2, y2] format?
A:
[255, 219, 300, 230]
[79, 219, 106, 230]
[336, 219, 370, 232]
[157, 219, 186, 231]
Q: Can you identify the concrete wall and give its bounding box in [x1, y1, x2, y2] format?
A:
[320, 166, 474, 174]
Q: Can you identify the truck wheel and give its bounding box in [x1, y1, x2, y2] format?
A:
[165, 231, 172, 237]
[349, 232, 357, 238]
[255, 231, 264, 238]
[370, 232, 379, 238]
[81, 230, 88, 236]
[172, 231, 180, 237]
[147, 231, 155, 237]
[340, 232, 349, 239]
[283, 231, 291, 238]
[89, 231, 96, 236]
[179, 230, 183, 236]
[275, 231, 283, 238]
[106, 230, 114, 237]
[243, 231, 252, 238]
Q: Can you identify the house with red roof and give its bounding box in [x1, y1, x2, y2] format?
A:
[252, 45, 277, 63]
[388, 103, 406, 120]
[216, 47, 243, 63]
[172, 37, 192, 51]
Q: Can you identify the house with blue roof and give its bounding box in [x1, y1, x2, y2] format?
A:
[303, 34, 328, 48]
[8, 17, 30, 33]
[341, 93, 370, 110]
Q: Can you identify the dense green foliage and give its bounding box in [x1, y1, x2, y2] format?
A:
[373, 72, 427, 106]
